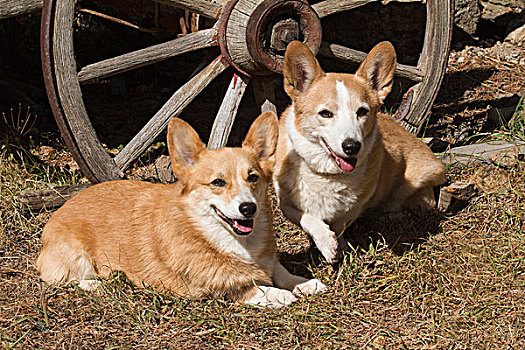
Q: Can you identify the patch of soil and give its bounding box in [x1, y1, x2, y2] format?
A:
[428, 40, 525, 144]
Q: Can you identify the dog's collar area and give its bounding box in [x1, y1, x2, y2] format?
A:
[321, 138, 357, 173]
[212, 206, 254, 236]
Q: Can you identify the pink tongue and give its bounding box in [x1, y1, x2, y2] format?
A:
[337, 156, 357, 172]
[233, 220, 253, 233]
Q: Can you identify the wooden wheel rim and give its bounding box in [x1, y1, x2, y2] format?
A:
[41, 0, 122, 183]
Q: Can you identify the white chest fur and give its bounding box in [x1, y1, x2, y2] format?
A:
[277, 108, 378, 228]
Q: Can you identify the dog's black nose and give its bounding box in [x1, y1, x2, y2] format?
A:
[342, 139, 361, 156]
[239, 202, 257, 217]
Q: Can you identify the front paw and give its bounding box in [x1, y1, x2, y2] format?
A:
[313, 230, 338, 263]
[293, 279, 328, 296]
[245, 286, 298, 308]
[300, 214, 339, 263]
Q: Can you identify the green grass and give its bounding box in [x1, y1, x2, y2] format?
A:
[1, 146, 525, 348]
[497, 96, 525, 141]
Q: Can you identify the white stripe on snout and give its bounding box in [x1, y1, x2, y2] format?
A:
[335, 80, 361, 142]
[335, 81, 360, 142]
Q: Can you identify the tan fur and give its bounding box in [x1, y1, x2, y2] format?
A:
[38, 112, 327, 306]
[274, 41, 445, 262]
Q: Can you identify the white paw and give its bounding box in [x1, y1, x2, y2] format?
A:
[312, 229, 338, 263]
[293, 279, 328, 296]
[301, 215, 339, 263]
[77, 279, 101, 291]
[245, 286, 298, 308]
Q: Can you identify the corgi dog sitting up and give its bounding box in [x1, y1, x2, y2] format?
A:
[37, 112, 326, 307]
[274, 41, 446, 263]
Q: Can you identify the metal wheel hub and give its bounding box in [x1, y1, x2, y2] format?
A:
[218, 0, 322, 76]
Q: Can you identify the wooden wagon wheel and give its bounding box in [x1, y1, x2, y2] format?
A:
[41, 0, 453, 183]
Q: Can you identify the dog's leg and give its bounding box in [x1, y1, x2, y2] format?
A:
[300, 213, 339, 263]
[38, 233, 100, 291]
[405, 186, 437, 214]
[272, 261, 327, 296]
[240, 285, 298, 308]
[279, 200, 338, 263]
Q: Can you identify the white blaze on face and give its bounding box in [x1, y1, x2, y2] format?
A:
[319, 80, 366, 156]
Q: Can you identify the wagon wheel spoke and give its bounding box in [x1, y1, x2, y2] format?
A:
[312, 0, 377, 18]
[252, 77, 277, 114]
[318, 41, 424, 83]
[114, 57, 228, 170]
[153, 0, 225, 19]
[312, 0, 421, 18]
[78, 28, 218, 83]
[208, 73, 249, 149]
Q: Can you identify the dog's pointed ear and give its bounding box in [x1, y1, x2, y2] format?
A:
[283, 41, 325, 101]
[242, 111, 279, 175]
[356, 41, 397, 103]
[167, 118, 206, 179]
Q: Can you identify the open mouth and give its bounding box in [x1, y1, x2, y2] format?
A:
[212, 206, 254, 236]
[321, 139, 357, 172]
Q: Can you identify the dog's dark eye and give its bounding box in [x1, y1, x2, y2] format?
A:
[319, 110, 333, 118]
[211, 179, 226, 187]
[247, 173, 259, 183]
[356, 107, 369, 118]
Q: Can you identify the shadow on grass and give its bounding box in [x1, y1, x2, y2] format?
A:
[344, 210, 446, 256]
[279, 208, 452, 278]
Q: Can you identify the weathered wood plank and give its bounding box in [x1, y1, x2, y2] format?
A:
[153, 0, 223, 19]
[78, 28, 218, 83]
[20, 184, 91, 212]
[115, 57, 228, 170]
[437, 182, 476, 212]
[0, 0, 42, 19]
[208, 74, 249, 149]
[440, 140, 525, 167]
[252, 77, 277, 114]
[318, 42, 424, 82]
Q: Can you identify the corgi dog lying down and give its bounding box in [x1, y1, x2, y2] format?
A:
[37, 112, 326, 307]
[274, 41, 446, 263]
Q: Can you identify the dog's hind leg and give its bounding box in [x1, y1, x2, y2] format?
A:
[402, 157, 445, 212]
[389, 161, 444, 214]
[405, 186, 437, 214]
[38, 228, 100, 291]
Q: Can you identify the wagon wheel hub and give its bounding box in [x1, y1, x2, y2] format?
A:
[219, 0, 322, 76]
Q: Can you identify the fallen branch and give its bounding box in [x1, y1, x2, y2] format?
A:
[19, 184, 91, 213]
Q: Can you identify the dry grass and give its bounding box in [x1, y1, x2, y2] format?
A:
[1, 146, 524, 349]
